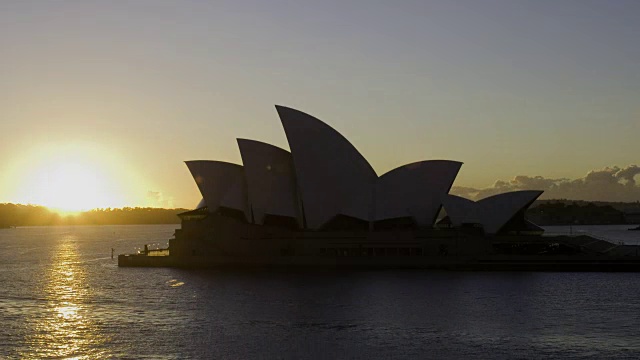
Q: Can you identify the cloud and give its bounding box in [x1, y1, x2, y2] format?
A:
[451, 165, 640, 202]
[146, 190, 174, 208]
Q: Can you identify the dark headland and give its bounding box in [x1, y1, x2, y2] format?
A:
[0, 203, 187, 228]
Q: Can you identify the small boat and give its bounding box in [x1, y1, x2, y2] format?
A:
[629, 225, 640, 231]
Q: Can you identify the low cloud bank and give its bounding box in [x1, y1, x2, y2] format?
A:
[452, 165, 640, 202]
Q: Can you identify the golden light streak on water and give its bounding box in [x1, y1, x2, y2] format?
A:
[21, 234, 106, 359]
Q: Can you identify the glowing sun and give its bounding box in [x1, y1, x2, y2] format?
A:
[12, 145, 128, 213]
[37, 162, 116, 213]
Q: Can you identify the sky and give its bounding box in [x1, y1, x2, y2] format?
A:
[1, 0, 639, 210]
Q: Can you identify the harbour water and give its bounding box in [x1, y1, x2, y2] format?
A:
[1, 224, 640, 359]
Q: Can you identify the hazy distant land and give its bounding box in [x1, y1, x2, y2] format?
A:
[2, 200, 639, 228]
[0, 203, 187, 228]
[528, 200, 640, 226]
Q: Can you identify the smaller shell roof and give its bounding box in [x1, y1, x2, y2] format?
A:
[185, 160, 248, 219]
[442, 190, 543, 234]
[375, 160, 462, 226]
[237, 138, 301, 226]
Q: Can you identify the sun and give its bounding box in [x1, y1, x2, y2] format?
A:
[10, 144, 130, 214]
[37, 162, 116, 213]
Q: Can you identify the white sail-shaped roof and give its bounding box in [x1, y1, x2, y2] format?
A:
[477, 190, 542, 234]
[195, 198, 206, 209]
[185, 160, 248, 219]
[440, 194, 481, 226]
[375, 160, 462, 226]
[442, 190, 542, 234]
[237, 139, 301, 226]
[276, 105, 377, 229]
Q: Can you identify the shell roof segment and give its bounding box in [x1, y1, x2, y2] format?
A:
[376, 160, 463, 226]
[237, 138, 302, 226]
[276, 105, 377, 229]
[442, 190, 543, 234]
[185, 160, 249, 220]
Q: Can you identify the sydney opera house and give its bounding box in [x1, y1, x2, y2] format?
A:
[120, 106, 639, 269]
[183, 105, 542, 235]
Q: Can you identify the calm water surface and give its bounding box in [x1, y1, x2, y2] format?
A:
[1, 225, 640, 359]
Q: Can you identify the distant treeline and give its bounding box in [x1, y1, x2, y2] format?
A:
[532, 199, 640, 213]
[0, 203, 188, 227]
[527, 201, 639, 225]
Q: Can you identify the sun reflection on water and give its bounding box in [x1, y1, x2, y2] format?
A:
[21, 234, 105, 359]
